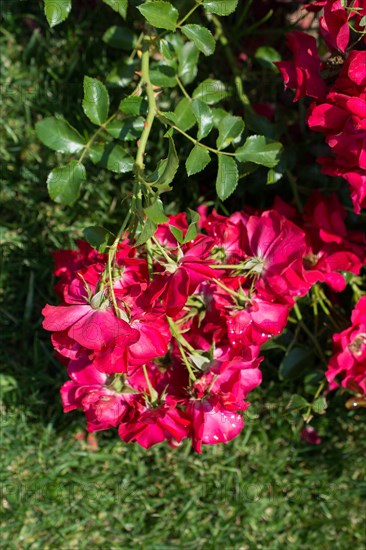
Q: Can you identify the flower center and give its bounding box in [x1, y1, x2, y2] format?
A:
[348, 333, 366, 357]
[244, 257, 265, 275]
[303, 253, 319, 269]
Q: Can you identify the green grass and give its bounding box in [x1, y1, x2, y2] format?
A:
[2, 394, 366, 549]
[1, 3, 366, 549]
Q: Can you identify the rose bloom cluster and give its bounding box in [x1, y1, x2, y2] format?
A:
[42, 192, 365, 452]
[275, 0, 366, 214]
[326, 296, 366, 395]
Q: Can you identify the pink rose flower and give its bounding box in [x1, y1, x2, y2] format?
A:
[326, 297, 366, 394]
[307, 51, 366, 214]
[275, 31, 327, 101]
[301, 425, 322, 444]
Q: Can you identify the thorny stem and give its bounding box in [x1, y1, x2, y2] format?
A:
[314, 380, 326, 400]
[145, 237, 154, 280]
[168, 318, 197, 381]
[210, 263, 245, 269]
[151, 236, 176, 265]
[128, 32, 144, 62]
[143, 364, 158, 402]
[107, 209, 132, 316]
[107, 248, 119, 315]
[135, 40, 157, 174]
[312, 284, 332, 318]
[212, 277, 244, 301]
[106, 37, 159, 283]
[128, 38, 159, 242]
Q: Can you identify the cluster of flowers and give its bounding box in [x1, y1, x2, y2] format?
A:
[42, 192, 365, 451]
[326, 296, 366, 395]
[275, 0, 366, 213]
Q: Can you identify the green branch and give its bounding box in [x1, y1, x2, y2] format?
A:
[135, 41, 157, 174]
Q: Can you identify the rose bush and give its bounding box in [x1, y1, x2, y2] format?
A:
[37, 0, 366, 452]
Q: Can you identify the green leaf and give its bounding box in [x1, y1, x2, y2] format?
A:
[191, 99, 213, 140]
[203, 0, 239, 16]
[147, 134, 179, 191]
[89, 143, 134, 173]
[150, 64, 177, 87]
[184, 223, 198, 243]
[217, 114, 244, 150]
[160, 38, 176, 61]
[186, 145, 211, 176]
[102, 0, 128, 18]
[169, 225, 184, 244]
[254, 46, 281, 71]
[107, 59, 138, 87]
[181, 24, 215, 56]
[183, 209, 200, 243]
[216, 155, 238, 201]
[239, 163, 258, 179]
[279, 346, 314, 381]
[304, 372, 324, 395]
[286, 394, 309, 412]
[174, 98, 196, 131]
[83, 226, 114, 252]
[106, 117, 144, 140]
[189, 353, 211, 370]
[192, 79, 230, 105]
[212, 108, 229, 128]
[144, 199, 169, 224]
[47, 161, 86, 205]
[245, 110, 278, 139]
[102, 26, 136, 50]
[260, 339, 287, 352]
[0, 373, 18, 394]
[44, 0, 71, 27]
[83, 77, 110, 126]
[135, 219, 157, 246]
[235, 135, 282, 168]
[266, 167, 283, 185]
[36, 117, 85, 153]
[177, 42, 199, 85]
[312, 396, 328, 415]
[160, 112, 177, 125]
[137, 1, 179, 31]
[119, 96, 147, 116]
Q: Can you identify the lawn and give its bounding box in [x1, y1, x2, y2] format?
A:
[1, 2, 365, 548]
